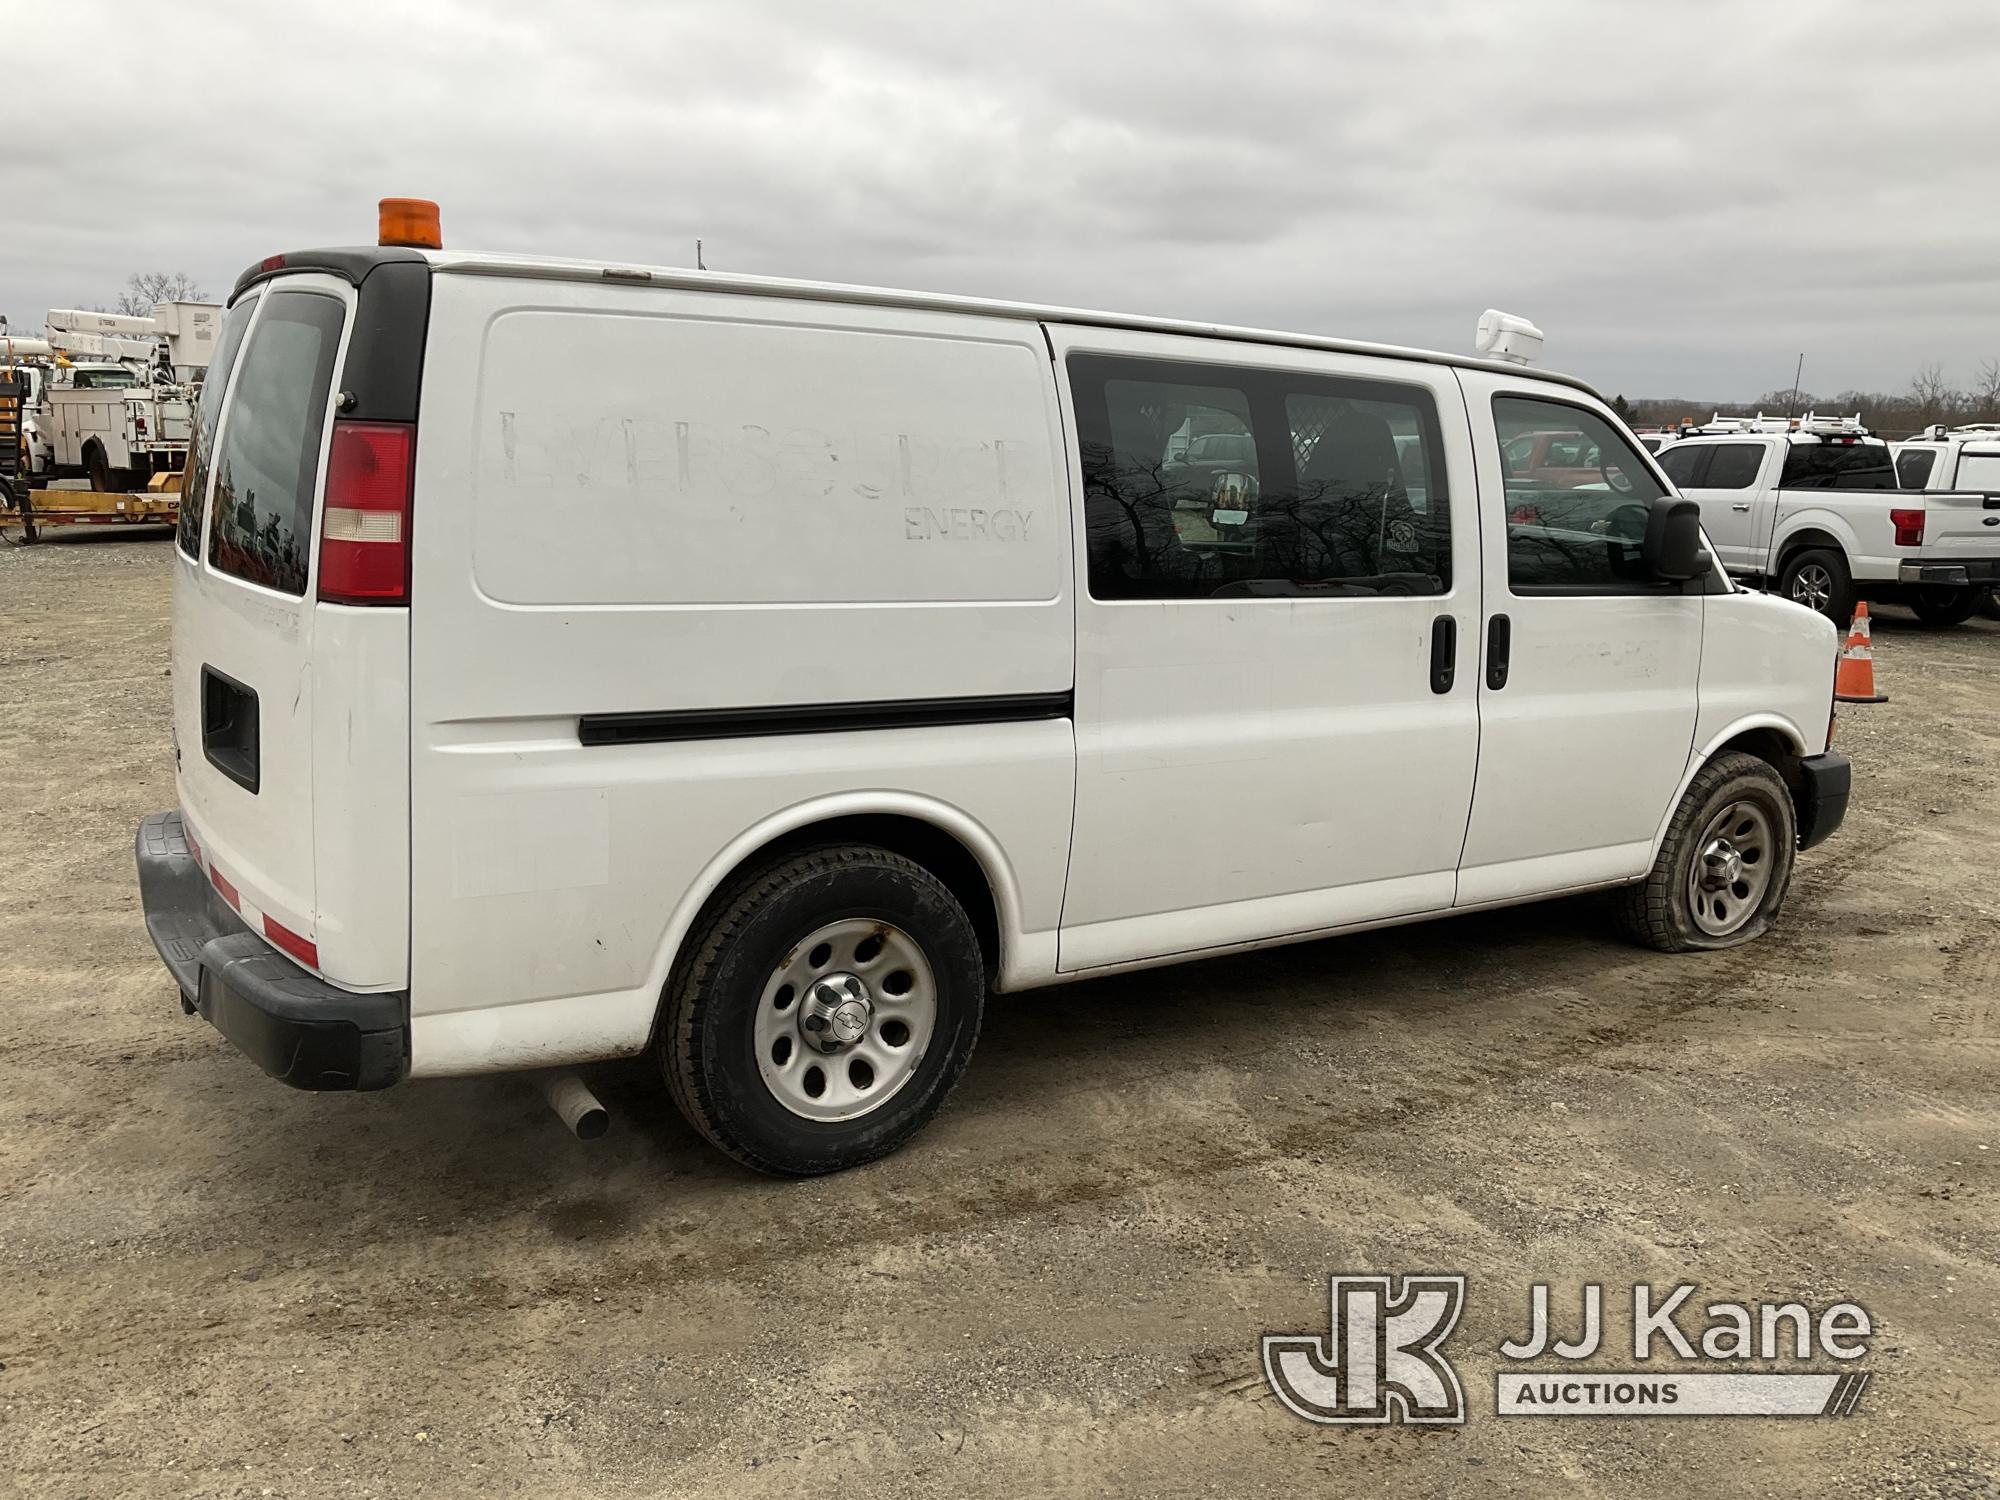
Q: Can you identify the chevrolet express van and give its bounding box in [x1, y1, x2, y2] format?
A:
[137, 207, 1851, 1174]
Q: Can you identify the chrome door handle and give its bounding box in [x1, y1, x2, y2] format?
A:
[1730, 502, 1752, 511]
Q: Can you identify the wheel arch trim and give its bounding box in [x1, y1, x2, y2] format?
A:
[1651, 713, 1809, 855]
[649, 789, 1042, 1015]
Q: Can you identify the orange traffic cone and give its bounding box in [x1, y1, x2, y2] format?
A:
[1834, 601, 1887, 704]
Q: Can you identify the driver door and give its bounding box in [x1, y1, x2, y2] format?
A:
[1051, 326, 1484, 971]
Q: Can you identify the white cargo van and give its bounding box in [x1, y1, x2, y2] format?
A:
[137, 206, 1851, 1174]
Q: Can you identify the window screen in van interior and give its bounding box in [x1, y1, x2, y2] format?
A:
[1072, 356, 1449, 600]
[207, 291, 344, 595]
[177, 293, 260, 557]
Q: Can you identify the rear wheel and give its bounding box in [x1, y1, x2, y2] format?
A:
[1618, 752, 1797, 953]
[659, 844, 985, 1175]
[1908, 585, 1981, 629]
[1777, 547, 1854, 625]
[84, 442, 112, 495]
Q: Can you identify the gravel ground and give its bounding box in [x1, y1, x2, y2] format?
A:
[2, 527, 1997, 1498]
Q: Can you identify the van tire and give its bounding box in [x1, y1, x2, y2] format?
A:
[1617, 752, 1797, 954]
[1776, 547, 1854, 625]
[658, 844, 985, 1176]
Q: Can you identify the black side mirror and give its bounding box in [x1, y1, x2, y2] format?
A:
[1644, 495, 1710, 581]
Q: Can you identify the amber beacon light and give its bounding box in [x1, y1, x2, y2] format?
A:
[378, 197, 443, 249]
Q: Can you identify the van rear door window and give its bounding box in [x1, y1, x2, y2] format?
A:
[207, 290, 344, 595]
[177, 293, 259, 558]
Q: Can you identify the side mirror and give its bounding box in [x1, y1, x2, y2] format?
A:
[1644, 495, 1710, 581]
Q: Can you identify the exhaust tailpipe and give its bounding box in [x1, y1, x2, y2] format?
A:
[539, 1072, 609, 1141]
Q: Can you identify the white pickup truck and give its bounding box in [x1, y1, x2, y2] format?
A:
[1658, 413, 2000, 627]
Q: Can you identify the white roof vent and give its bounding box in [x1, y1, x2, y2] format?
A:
[1475, 309, 1543, 367]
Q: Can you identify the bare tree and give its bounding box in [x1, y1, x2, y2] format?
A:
[114, 271, 207, 317]
[1908, 362, 1956, 427]
[1974, 358, 2000, 422]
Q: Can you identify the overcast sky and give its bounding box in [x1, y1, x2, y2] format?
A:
[11, 0, 1997, 398]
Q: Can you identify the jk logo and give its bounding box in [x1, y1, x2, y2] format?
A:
[1262, 1274, 1467, 1425]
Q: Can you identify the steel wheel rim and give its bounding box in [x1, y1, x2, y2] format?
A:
[1789, 564, 1833, 613]
[753, 917, 937, 1123]
[1686, 800, 1777, 937]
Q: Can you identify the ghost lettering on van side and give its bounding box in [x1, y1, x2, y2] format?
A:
[487, 411, 1032, 519]
[902, 506, 1034, 542]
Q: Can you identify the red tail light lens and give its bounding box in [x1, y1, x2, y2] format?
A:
[1890, 508, 1924, 547]
[263, 913, 320, 969]
[318, 420, 414, 605]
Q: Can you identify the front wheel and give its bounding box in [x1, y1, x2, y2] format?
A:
[1777, 547, 1855, 625]
[1908, 586, 1982, 629]
[1618, 752, 1798, 953]
[659, 844, 986, 1175]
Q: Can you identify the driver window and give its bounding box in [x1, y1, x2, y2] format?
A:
[1494, 395, 1669, 595]
[1072, 353, 1450, 601]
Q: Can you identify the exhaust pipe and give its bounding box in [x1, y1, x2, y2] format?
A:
[539, 1072, 609, 1141]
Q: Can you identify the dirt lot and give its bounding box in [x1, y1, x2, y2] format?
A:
[2, 527, 1997, 1499]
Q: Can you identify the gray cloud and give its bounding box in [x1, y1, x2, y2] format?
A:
[9, 0, 1998, 398]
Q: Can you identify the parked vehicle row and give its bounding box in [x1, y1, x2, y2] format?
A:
[135, 204, 1848, 1175]
[1654, 414, 2000, 627]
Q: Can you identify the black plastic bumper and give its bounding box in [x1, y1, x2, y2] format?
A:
[1897, 557, 2000, 586]
[1795, 752, 1851, 851]
[134, 811, 408, 1090]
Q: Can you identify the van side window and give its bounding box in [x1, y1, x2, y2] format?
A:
[1895, 447, 1937, 489]
[177, 293, 260, 558]
[1071, 354, 1450, 600]
[1494, 395, 1668, 596]
[207, 291, 344, 595]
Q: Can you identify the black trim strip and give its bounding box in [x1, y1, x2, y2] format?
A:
[580, 691, 1074, 747]
[232, 246, 427, 301]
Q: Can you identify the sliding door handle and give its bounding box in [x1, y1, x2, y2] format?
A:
[1430, 614, 1456, 694]
[1485, 614, 1511, 691]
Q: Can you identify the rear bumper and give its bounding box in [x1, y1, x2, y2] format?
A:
[134, 811, 408, 1090]
[1795, 753, 1851, 852]
[1899, 559, 2000, 586]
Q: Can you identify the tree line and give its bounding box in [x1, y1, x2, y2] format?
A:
[1615, 360, 2000, 439]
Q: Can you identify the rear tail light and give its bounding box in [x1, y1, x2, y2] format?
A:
[133, 413, 147, 436]
[318, 419, 414, 605]
[1890, 508, 1924, 547]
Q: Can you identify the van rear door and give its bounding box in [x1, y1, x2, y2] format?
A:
[172, 278, 352, 973]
